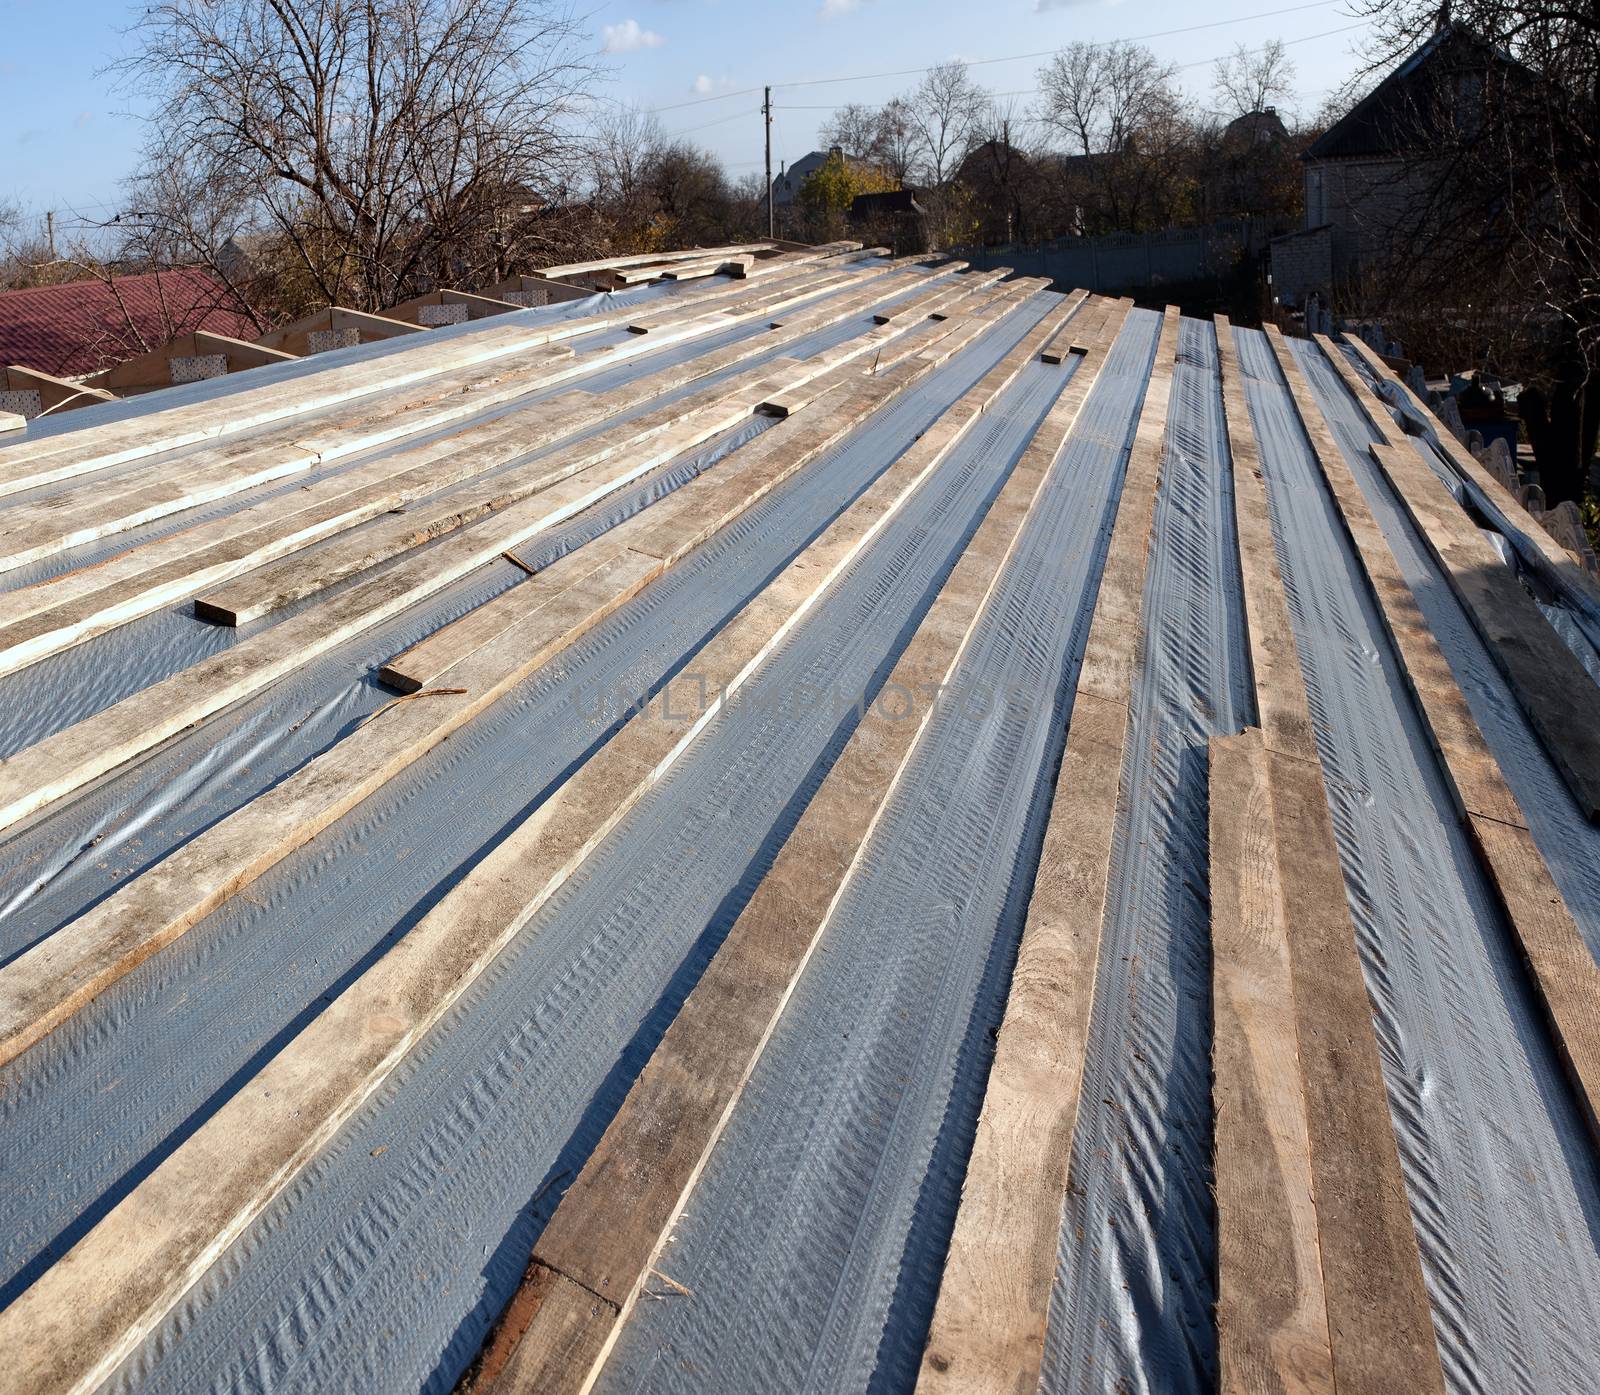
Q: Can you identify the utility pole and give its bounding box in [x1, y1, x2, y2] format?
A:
[45, 211, 55, 260]
[764, 86, 774, 239]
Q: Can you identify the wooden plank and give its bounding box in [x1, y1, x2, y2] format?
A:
[197, 271, 969, 629]
[256, 306, 421, 355]
[0, 342, 583, 576]
[2, 264, 871, 657]
[0, 276, 941, 821]
[1466, 814, 1600, 1138]
[756, 274, 1018, 419]
[608, 259, 723, 286]
[196, 391, 759, 628]
[385, 289, 520, 324]
[475, 274, 592, 306]
[0, 291, 1028, 1070]
[88, 331, 297, 392]
[1214, 322, 1444, 1395]
[485, 297, 1132, 1395]
[1267, 325, 1600, 1147]
[533, 243, 776, 280]
[869, 268, 1003, 326]
[0, 310, 496, 481]
[671, 270, 1045, 465]
[467, 1269, 614, 1395]
[1342, 333, 1600, 623]
[1209, 728, 1335, 1395]
[0, 270, 933, 679]
[4, 363, 117, 412]
[194, 331, 299, 368]
[0, 411, 22, 435]
[1267, 740, 1447, 1395]
[1038, 288, 1092, 361]
[0, 303, 665, 497]
[1213, 317, 1317, 761]
[0, 262, 907, 581]
[915, 305, 1171, 1395]
[1314, 336, 1600, 820]
[381, 287, 1049, 693]
[377, 308, 1013, 693]
[627, 265, 869, 335]
[622, 253, 894, 336]
[0, 298, 1050, 1395]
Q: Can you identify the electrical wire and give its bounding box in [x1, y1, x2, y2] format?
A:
[663, 106, 764, 139]
[644, 0, 1346, 114]
[770, 22, 1368, 113]
[771, 0, 1346, 88]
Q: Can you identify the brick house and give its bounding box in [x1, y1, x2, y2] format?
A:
[1271, 22, 1518, 308]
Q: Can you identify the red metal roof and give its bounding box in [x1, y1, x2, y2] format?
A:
[0, 268, 258, 380]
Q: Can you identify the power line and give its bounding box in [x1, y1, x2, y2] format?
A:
[771, 0, 1345, 89]
[644, 0, 1344, 115]
[663, 105, 763, 139]
[649, 86, 764, 115]
[770, 23, 1367, 114]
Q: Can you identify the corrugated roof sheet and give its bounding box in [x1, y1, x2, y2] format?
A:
[0, 268, 257, 379]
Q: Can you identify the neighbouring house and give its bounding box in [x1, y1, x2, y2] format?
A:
[771, 147, 880, 209]
[0, 267, 257, 382]
[1199, 109, 1295, 226]
[954, 140, 1047, 247]
[1272, 22, 1521, 308]
[849, 188, 928, 254]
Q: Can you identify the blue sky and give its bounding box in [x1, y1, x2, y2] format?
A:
[0, 0, 1378, 230]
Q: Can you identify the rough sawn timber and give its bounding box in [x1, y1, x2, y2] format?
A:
[0, 286, 1076, 1395]
[1208, 727, 1335, 1395]
[915, 304, 1178, 1394]
[465, 295, 1124, 1395]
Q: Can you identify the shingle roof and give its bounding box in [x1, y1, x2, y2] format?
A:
[0, 268, 257, 379]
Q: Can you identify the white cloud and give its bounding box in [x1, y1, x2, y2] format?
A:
[602, 18, 664, 53]
[693, 74, 715, 95]
[820, 0, 862, 16]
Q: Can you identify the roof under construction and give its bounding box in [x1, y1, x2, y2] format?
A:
[0, 244, 1599, 1395]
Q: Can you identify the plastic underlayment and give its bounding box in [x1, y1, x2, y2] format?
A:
[601, 308, 1163, 1395]
[0, 281, 1057, 1393]
[1038, 317, 1251, 1393]
[0, 271, 933, 753]
[4, 285, 1600, 1395]
[1239, 328, 1600, 1395]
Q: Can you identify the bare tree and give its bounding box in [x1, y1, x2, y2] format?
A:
[1336, 6, 1600, 502]
[819, 104, 886, 162]
[1037, 41, 1191, 232]
[579, 102, 670, 252]
[1212, 40, 1297, 121]
[588, 104, 667, 209]
[875, 98, 920, 185]
[114, 0, 596, 317]
[906, 61, 989, 186]
[1039, 42, 1180, 159]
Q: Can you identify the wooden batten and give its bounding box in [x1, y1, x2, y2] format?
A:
[3, 363, 117, 416]
[383, 288, 521, 326]
[1217, 317, 1447, 1395]
[257, 306, 422, 356]
[82, 330, 296, 394]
